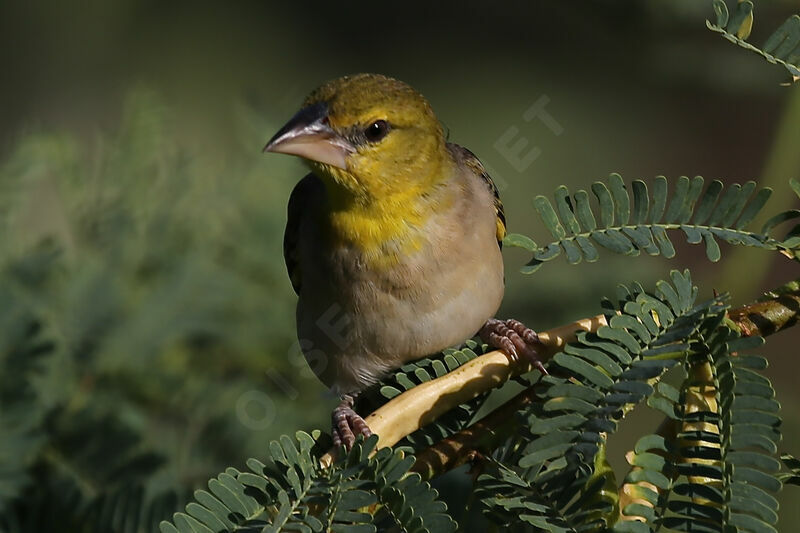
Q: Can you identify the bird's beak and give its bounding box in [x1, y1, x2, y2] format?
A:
[263, 102, 353, 170]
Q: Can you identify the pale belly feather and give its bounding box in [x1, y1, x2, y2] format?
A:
[295, 175, 504, 393]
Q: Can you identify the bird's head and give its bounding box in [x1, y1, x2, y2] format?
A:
[265, 74, 449, 202]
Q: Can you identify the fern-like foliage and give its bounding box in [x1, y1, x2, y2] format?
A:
[617, 314, 782, 532]
[0, 92, 313, 532]
[0, 246, 181, 533]
[160, 433, 456, 533]
[475, 270, 794, 532]
[505, 175, 800, 273]
[476, 270, 721, 531]
[0, 307, 51, 515]
[707, 0, 800, 82]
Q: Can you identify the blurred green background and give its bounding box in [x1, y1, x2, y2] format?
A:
[1, 0, 799, 530]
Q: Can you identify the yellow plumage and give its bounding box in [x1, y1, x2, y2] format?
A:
[301, 75, 456, 266]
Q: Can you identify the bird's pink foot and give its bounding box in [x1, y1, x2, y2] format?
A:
[332, 394, 373, 450]
[479, 318, 547, 374]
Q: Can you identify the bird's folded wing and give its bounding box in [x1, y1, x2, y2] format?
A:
[284, 173, 324, 295]
[449, 144, 507, 249]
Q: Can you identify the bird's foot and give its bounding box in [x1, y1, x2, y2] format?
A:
[479, 318, 547, 374]
[332, 394, 373, 450]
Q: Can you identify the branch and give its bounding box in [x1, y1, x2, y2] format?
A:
[728, 282, 800, 337]
[318, 315, 608, 468]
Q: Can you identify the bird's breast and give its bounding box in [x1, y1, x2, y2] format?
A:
[295, 175, 504, 392]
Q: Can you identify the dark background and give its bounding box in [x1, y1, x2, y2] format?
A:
[1, 0, 798, 529]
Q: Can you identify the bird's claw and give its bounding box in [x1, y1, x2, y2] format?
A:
[480, 318, 547, 374]
[332, 394, 373, 450]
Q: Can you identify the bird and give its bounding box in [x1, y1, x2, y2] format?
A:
[264, 74, 544, 449]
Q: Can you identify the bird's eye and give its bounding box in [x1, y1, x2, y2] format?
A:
[364, 120, 389, 142]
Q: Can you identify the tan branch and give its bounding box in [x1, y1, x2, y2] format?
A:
[728, 289, 800, 337]
[319, 315, 608, 468]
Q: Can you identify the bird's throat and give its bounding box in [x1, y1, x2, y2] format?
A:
[308, 145, 457, 267]
[325, 190, 427, 263]
[318, 172, 452, 267]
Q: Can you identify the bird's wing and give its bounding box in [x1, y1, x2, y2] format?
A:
[448, 144, 507, 249]
[284, 173, 325, 295]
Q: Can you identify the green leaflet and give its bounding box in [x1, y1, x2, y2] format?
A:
[505, 175, 799, 273]
[663, 175, 689, 224]
[651, 176, 668, 223]
[502, 232, 537, 251]
[631, 180, 649, 225]
[609, 173, 630, 226]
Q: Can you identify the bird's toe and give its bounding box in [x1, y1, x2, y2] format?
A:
[331, 395, 373, 451]
[480, 318, 547, 374]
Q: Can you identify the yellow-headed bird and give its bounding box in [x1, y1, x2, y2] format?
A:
[265, 74, 544, 448]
